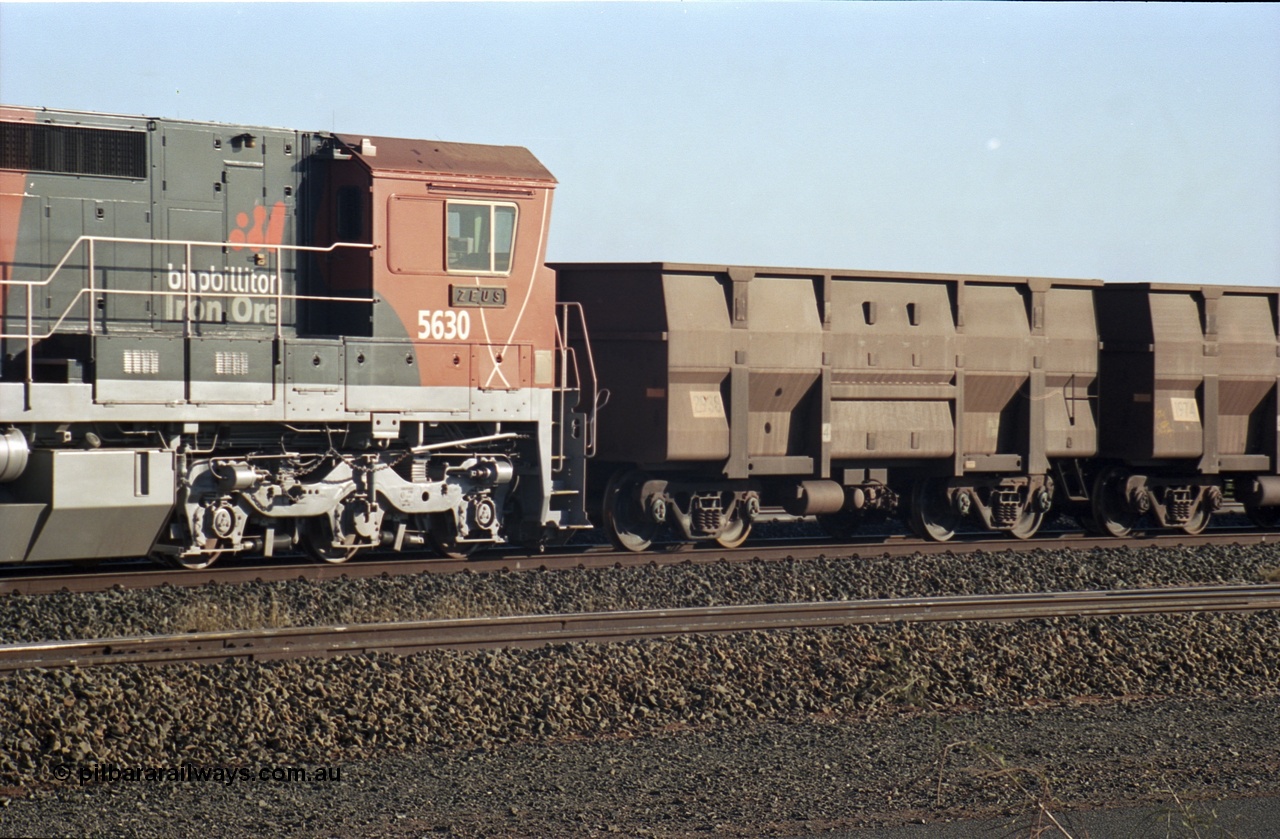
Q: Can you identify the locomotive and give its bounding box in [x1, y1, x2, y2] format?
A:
[0, 106, 597, 568]
[1, 107, 1278, 567]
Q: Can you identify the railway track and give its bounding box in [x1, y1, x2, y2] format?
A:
[3, 583, 1277, 672]
[3, 527, 1280, 597]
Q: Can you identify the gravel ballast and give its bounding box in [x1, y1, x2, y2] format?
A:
[1, 610, 1280, 834]
[3, 542, 1280, 835]
[1, 541, 1277, 643]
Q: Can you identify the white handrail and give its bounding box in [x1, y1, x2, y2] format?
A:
[1, 234, 376, 395]
[0, 234, 373, 289]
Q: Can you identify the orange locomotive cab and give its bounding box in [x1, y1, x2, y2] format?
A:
[315, 134, 559, 405]
[301, 133, 588, 553]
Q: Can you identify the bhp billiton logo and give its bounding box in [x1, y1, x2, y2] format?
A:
[228, 202, 287, 251]
[163, 201, 289, 324]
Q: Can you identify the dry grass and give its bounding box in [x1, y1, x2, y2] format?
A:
[171, 596, 293, 633]
[168, 590, 536, 633]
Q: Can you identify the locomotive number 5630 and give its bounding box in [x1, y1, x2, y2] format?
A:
[417, 309, 472, 340]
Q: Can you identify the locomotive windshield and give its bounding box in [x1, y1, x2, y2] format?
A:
[446, 201, 516, 274]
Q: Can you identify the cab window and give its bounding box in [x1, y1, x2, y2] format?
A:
[447, 201, 517, 274]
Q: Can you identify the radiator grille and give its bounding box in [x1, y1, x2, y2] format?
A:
[0, 121, 147, 179]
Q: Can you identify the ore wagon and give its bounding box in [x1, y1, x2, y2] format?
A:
[1091, 282, 1280, 534]
[555, 262, 1101, 546]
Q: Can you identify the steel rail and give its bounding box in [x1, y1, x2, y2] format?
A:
[3, 584, 1278, 672]
[4, 528, 1280, 597]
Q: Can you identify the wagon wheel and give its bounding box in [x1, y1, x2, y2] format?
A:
[817, 510, 862, 541]
[908, 478, 959, 542]
[427, 513, 477, 559]
[1008, 506, 1046, 540]
[301, 517, 360, 564]
[1076, 513, 1105, 535]
[1090, 466, 1138, 538]
[1180, 501, 1212, 536]
[602, 470, 656, 553]
[1246, 504, 1280, 529]
[714, 513, 752, 550]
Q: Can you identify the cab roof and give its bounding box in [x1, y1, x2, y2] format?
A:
[335, 134, 555, 184]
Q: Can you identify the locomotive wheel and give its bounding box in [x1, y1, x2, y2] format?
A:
[427, 513, 477, 559]
[908, 479, 959, 542]
[166, 551, 221, 571]
[602, 470, 656, 553]
[1008, 507, 1045, 540]
[1090, 466, 1137, 537]
[818, 510, 861, 541]
[301, 517, 359, 564]
[714, 515, 752, 550]
[1246, 504, 1280, 529]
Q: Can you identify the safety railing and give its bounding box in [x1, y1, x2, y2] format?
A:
[0, 234, 375, 396]
[553, 301, 606, 468]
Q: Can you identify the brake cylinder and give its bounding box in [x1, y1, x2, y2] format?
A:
[782, 480, 846, 516]
[1247, 476, 1280, 508]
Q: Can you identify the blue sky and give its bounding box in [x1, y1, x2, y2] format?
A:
[2, 2, 1278, 285]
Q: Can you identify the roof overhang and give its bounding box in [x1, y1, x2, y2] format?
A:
[334, 134, 555, 187]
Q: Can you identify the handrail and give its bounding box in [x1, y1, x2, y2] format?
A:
[554, 302, 603, 462]
[0, 285, 380, 343]
[0, 234, 373, 290]
[1, 234, 375, 401]
[552, 312, 572, 473]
